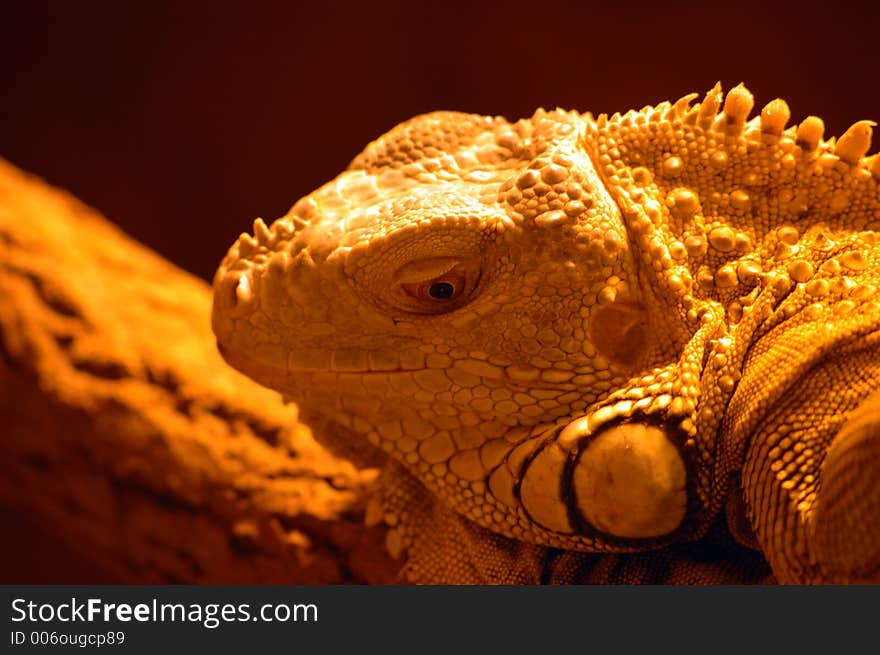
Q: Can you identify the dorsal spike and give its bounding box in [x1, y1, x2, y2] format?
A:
[796, 116, 825, 151]
[834, 120, 876, 164]
[697, 83, 723, 128]
[760, 98, 791, 137]
[672, 93, 699, 118]
[651, 101, 671, 122]
[722, 84, 754, 133]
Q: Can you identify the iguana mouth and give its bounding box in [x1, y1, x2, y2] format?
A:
[218, 342, 425, 376]
[217, 340, 594, 390]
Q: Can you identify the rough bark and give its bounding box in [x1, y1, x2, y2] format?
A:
[0, 159, 398, 584]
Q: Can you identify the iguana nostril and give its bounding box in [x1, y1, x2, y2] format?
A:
[223, 277, 239, 309]
[572, 423, 687, 539]
[234, 271, 253, 307]
[215, 270, 255, 317]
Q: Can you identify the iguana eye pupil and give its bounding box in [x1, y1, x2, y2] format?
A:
[398, 266, 471, 311]
[428, 282, 455, 299]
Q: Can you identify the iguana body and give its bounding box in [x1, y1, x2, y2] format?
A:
[212, 84, 880, 583]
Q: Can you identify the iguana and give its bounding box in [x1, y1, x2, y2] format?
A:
[211, 83, 880, 584]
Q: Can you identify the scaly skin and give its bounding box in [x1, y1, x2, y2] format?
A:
[212, 84, 880, 583]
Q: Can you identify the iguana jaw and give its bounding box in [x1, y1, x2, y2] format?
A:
[218, 335, 698, 544]
[228, 356, 697, 547]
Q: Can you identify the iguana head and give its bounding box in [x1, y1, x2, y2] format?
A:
[212, 86, 879, 554]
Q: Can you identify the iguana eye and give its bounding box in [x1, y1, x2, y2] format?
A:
[392, 256, 480, 314]
[402, 270, 467, 303]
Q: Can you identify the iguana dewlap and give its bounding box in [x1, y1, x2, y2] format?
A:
[212, 84, 880, 583]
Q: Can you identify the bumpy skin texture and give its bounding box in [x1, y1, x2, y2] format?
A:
[212, 84, 880, 583]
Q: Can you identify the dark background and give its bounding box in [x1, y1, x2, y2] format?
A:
[1, 1, 879, 582]
[3, 2, 880, 282]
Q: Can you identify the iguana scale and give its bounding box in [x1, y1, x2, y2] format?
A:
[211, 84, 880, 583]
